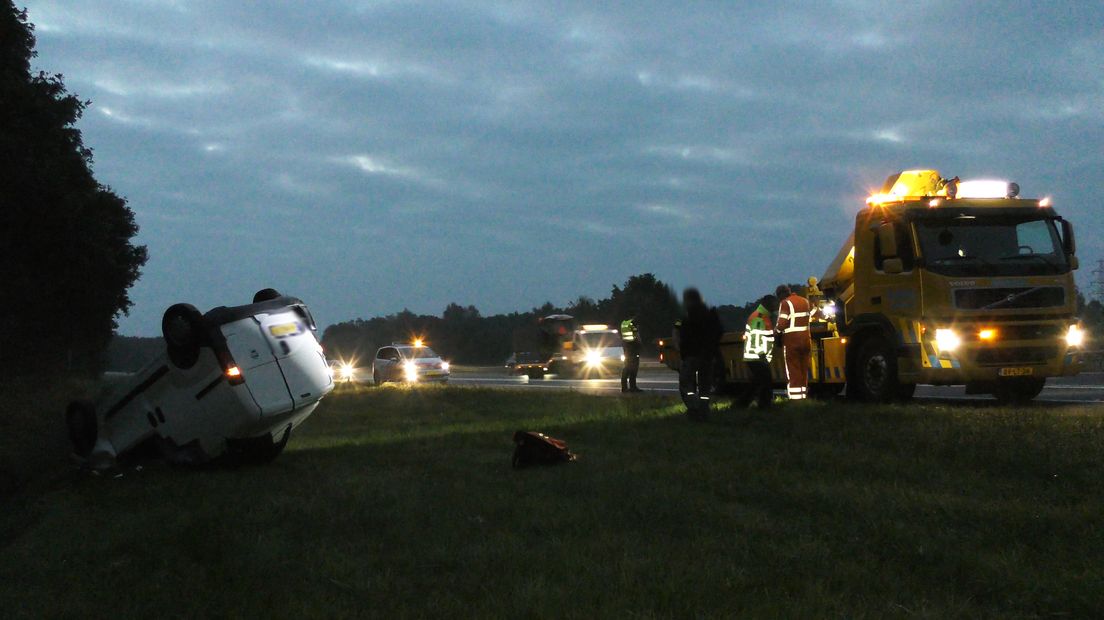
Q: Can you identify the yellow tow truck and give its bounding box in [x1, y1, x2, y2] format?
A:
[661, 169, 1085, 403]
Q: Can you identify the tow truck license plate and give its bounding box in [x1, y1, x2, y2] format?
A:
[999, 367, 1034, 377]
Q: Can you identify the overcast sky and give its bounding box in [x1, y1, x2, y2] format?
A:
[24, 1, 1104, 335]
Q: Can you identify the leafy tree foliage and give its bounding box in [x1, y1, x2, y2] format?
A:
[322, 305, 560, 366]
[321, 274, 684, 364]
[607, 273, 681, 344]
[1077, 291, 1102, 340]
[0, 3, 147, 374]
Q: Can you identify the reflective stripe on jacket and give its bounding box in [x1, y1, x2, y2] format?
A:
[776, 294, 814, 335]
[743, 305, 774, 361]
[620, 319, 637, 342]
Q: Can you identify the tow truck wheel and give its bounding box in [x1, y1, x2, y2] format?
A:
[66, 400, 97, 458]
[851, 336, 899, 403]
[992, 377, 1045, 404]
[162, 303, 205, 369]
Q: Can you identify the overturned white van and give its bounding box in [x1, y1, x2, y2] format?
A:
[67, 290, 334, 467]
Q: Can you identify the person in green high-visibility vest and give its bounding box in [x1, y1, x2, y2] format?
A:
[620, 316, 643, 393]
[742, 302, 775, 409]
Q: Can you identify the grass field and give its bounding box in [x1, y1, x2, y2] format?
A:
[2, 382, 1103, 617]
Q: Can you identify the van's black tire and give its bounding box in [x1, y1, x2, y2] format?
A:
[992, 378, 1045, 404]
[850, 336, 899, 403]
[252, 288, 281, 303]
[66, 400, 98, 458]
[162, 303, 206, 369]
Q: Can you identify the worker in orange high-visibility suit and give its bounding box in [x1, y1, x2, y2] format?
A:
[774, 284, 817, 400]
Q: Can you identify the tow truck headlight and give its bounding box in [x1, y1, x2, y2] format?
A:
[935, 328, 961, 352]
[820, 302, 837, 318]
[585, 350, 602, 367]
[1066, 324, 1084, 347]
[978, 328, 997, 341]
[403, 361, 418, 381]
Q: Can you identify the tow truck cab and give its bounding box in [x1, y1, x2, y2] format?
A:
[819, 170, 1083, 402]
[658, 170, 1084, 405]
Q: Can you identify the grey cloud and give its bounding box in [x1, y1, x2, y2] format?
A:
[22, 0, 1104, 333]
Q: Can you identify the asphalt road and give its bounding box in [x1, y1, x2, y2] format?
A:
[345, 364, 1104, 405]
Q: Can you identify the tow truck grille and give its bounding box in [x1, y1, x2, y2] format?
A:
[974, 346, 1059, 366]
[963, 323, 1064, 341]
[954, 287, 1065, 310]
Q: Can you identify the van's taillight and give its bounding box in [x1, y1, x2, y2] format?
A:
[214, 347, 246, 385]
[225, 365, 245, 385]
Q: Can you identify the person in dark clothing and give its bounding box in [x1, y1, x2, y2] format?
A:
[620, 316, 643, 393]
[677, 288, 724, 419]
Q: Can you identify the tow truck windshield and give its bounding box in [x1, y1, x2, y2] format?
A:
[916, 216, 1068, 276]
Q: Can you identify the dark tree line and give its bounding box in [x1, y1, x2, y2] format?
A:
[321, 274, 684, 364]
[1, 3, 147, 375]
[105, 274, 796, 370]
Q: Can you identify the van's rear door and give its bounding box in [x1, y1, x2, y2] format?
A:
[259, 309, 331, 409]
[221, 318, 294, 415]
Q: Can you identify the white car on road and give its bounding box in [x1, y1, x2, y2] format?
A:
[372, 344, 450, 384]
[66, 289, 334, 467]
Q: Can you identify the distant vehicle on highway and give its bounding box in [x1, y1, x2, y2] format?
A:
[566, 325, 625, 377]
[506, 351, 552, 378]
[373, 342, 450, 384]
[66, 289, 334, 468]
[329, 359, 356, 383]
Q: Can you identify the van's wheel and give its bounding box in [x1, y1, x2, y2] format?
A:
[253, 288, 281, 303]
[66, 400, 98, 458]
[162, 303, 206, 369]
[850, 336, 899, 403]
[992, 378, 1045, 404]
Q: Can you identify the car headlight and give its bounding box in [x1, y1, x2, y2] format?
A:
[441, 361, 450, 371]
[1066, 324, 1084, 347]
[935, 328, 960, 353]
[620, 354, 626, 362]
[585, 350, 602, 366]
[340, 363, 355, 379]
[403, 361, 418, 381]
